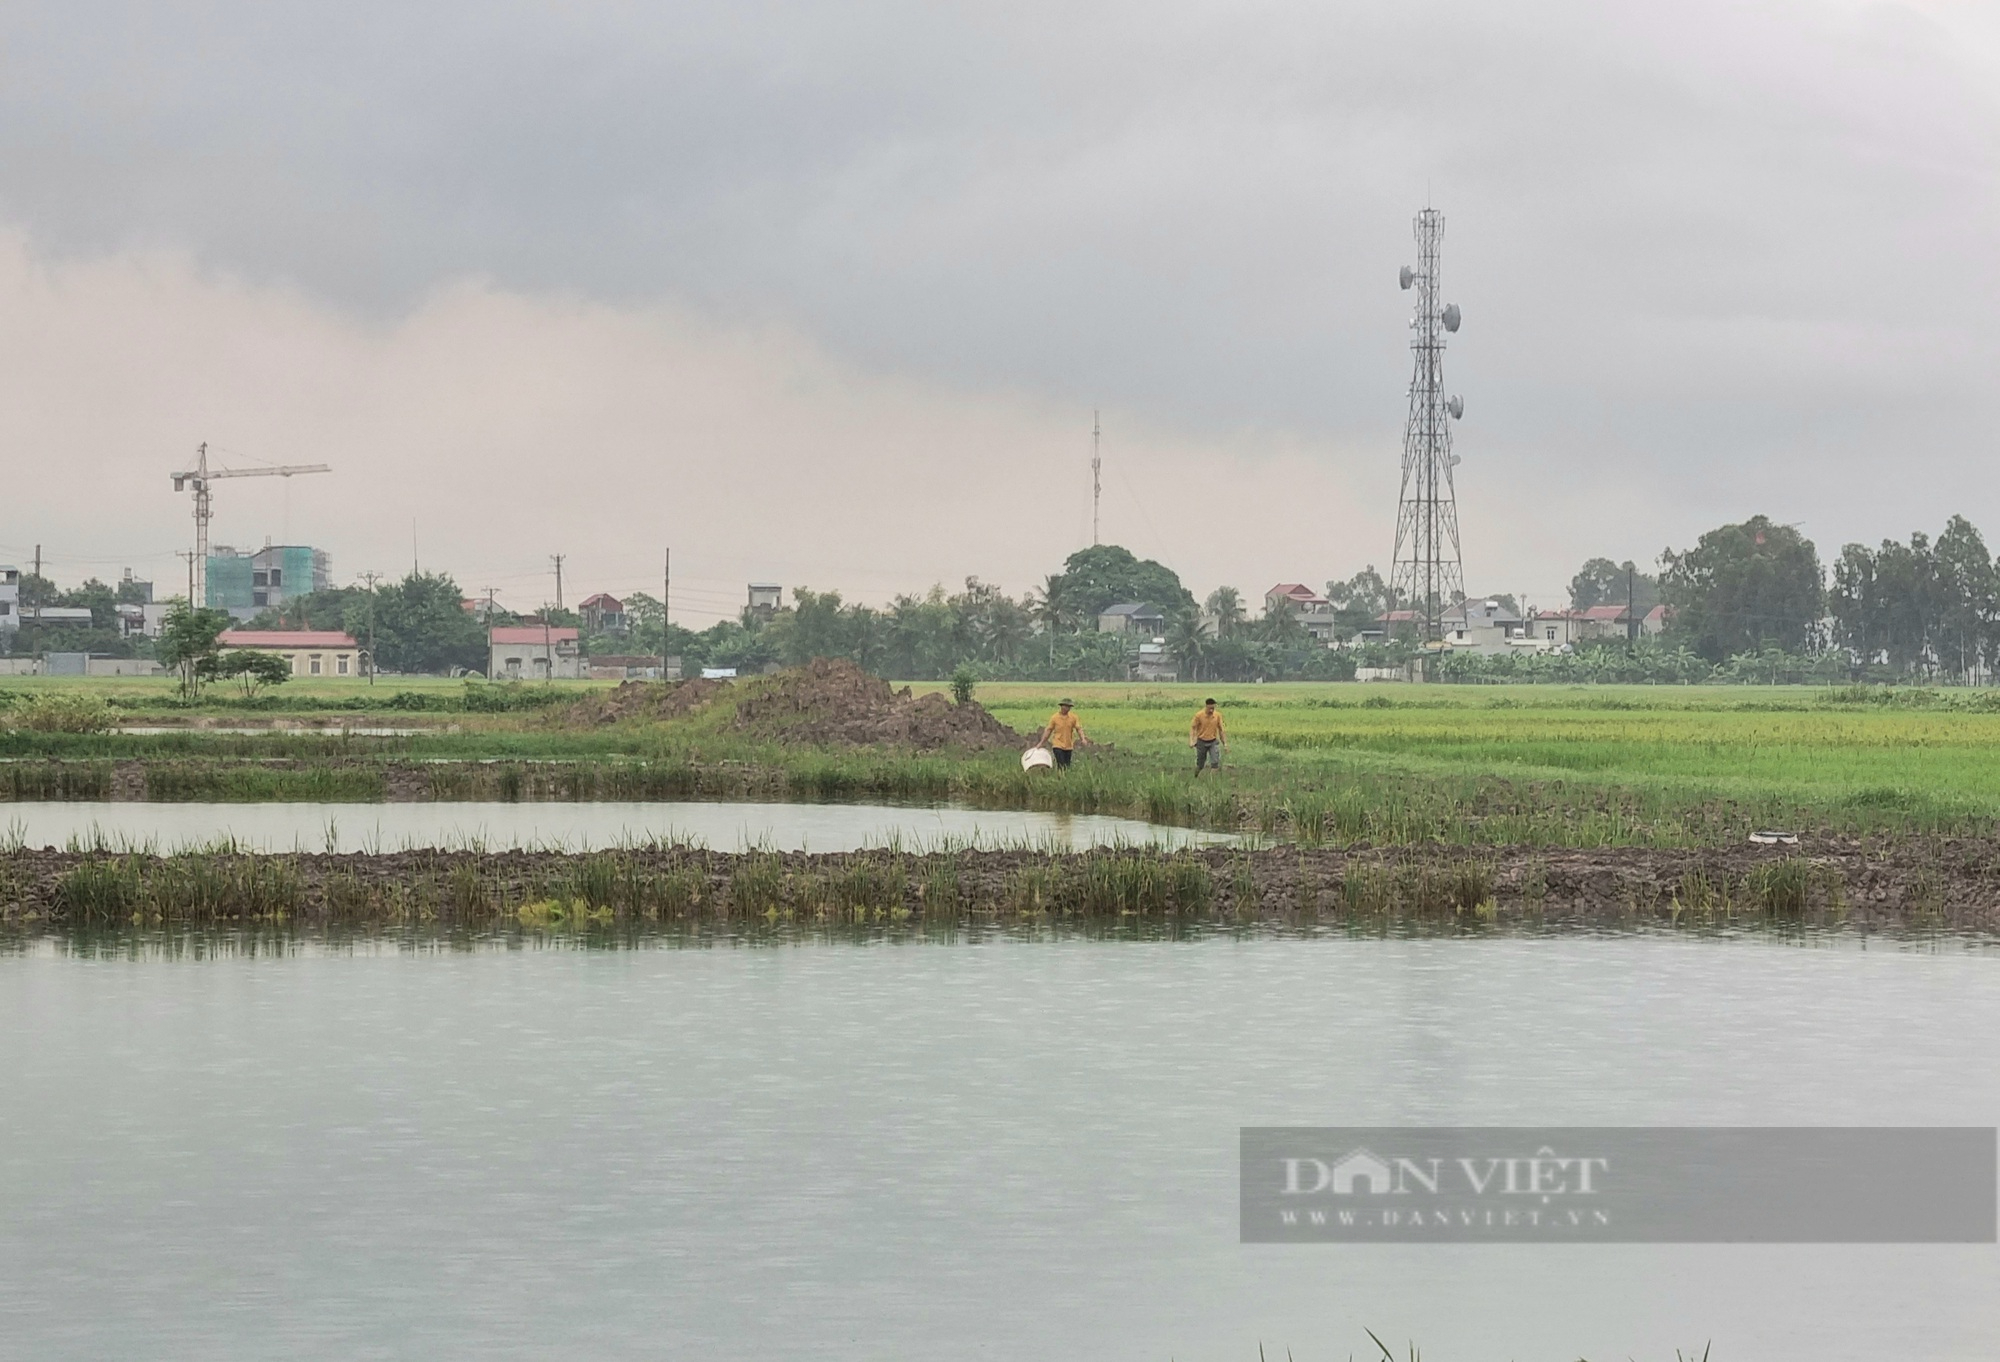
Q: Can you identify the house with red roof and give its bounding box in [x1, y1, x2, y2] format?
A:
[217, 629, 363, 679]
[488, 624, 582, 680]
[1263, 583, 1338, 641]
[578, 593, 628, 636]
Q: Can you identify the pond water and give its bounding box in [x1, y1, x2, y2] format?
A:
[1, 935, 1995, 1360]
[1, 799, 1227, 853]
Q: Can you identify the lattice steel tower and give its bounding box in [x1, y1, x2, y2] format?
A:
[1389, 208, 1466, 643]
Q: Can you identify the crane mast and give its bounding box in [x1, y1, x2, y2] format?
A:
[171, 443, 331, 606]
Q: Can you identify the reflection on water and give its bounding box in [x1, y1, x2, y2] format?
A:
[1, 935, 1996, 1360]
[1, 799, 1230, 854]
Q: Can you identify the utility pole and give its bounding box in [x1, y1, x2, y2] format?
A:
[361, 571, 380, 684]
[1626, 564, 1637, 652]
[178, 551, 196, 606]
[551, 554, 565, 612]
[663, 548, 671, 678]
[30, 544, 41, 658]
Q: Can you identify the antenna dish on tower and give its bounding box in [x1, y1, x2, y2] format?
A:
[1388, 207, 1467, 647]
[1398, 265, 1414, 290]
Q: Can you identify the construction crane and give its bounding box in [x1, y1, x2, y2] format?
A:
[171, 443, 331, 605]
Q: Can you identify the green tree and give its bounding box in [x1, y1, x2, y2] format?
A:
[1568, 558, 1659, 612]
[217, 648, 293, 697]
[1326, 566, 1394, 639]
[57, 578, 119, 628]
[1045, 544, 1196, 622]
[1167, 612, 1209, 681]
[156, 604, 233, 698]
[16, 573, 58, 609]
[1829, 516, 1999, 681]
[360, 572, 487, 675]
[1204, 586, 1245, 638]
[1253, 597, 1308, 645]
[1660, 515, 1823, 662]
[248, 585, 372, 633]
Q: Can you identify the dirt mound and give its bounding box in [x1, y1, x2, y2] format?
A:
[729, 658, 1019, 750]
[564, 676, 731, 725]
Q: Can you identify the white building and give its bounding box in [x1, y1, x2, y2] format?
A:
[217, 629, 364, 678]
[0, 566, 19, 638]
[489, 625, 583, 680]
[1441, 598, 1529, 656]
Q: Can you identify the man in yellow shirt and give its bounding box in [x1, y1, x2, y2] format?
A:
[1190, 697, 1226, 775]
[1033, 698, 1086, 769]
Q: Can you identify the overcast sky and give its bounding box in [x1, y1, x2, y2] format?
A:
[3, 1, 1995, 621]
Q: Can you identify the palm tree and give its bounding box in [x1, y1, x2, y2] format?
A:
[1167, 612, 1209, 682]
[1033, 575, 1079, 664]
[1256, 598, 1307, 645]
[1205, 586, 1245, 638]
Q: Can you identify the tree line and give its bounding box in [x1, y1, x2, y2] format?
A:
[19, 510, 2000, 685]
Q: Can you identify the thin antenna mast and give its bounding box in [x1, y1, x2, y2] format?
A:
[1388, 208, 1467, 648]
[1091, 411, 1102, 547]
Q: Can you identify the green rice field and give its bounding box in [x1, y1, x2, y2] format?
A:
[9, 676, 2000, 847]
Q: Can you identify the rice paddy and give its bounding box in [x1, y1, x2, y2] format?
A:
[12, 677, 2000, 849]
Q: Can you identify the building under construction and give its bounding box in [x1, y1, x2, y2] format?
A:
[206, 544, 332, 620]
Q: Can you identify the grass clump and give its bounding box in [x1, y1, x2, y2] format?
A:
[1745, 857, 1810, 916]
[5, 692, 114, 734]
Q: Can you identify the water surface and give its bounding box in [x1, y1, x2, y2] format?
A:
[1, 935, 1995, 1360]
[3, 799, 1224, 853]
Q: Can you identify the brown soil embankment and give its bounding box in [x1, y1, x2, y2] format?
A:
[561, 658, 1019, 750]
[7, 838, 1999, 936]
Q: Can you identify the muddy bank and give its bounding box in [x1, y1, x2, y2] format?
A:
[560, 658, 1020, 751]
[7, 838, 1999, 936]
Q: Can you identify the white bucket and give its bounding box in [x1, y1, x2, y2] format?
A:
[1021, 746, 1055, 772]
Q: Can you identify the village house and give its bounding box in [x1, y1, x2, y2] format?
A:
[217, 629, 363, 678]
[1264, 583, 1339, 642]
[1370, 600, 1533, 655]
[1440, 598, 1528, 655]
[586, 654, 670, 681]
[1529, 604, 1669, 647]
[1097, 602, 1166, 635]
[488, 625, 582, 680]
[579, 593, 628, 635]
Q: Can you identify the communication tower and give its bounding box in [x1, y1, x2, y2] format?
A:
[1388, 208, 1467, 644]
[1091, 410, 1102, 546]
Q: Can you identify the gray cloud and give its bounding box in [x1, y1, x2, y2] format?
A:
[2, 0, 1996, 600]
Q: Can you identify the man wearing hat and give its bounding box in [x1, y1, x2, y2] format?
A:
[1032, 698, 1087, 770]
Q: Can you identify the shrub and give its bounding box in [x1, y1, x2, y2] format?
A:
[8, 691, 114, 734]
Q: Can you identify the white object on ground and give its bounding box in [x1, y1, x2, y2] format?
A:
[1021, 746, 1054, 772]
